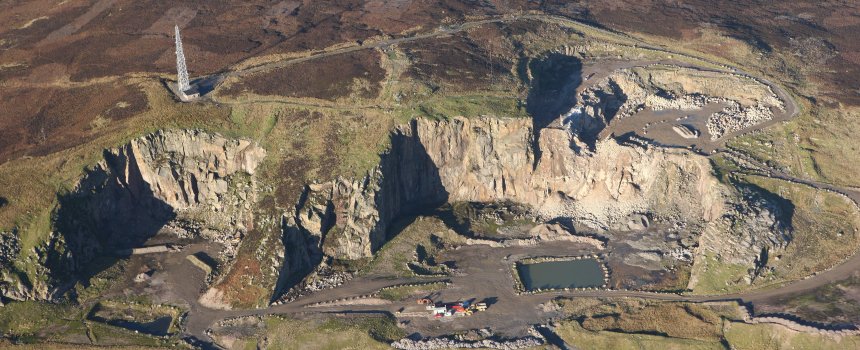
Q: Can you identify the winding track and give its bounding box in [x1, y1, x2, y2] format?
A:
[160, 13, 860, 347]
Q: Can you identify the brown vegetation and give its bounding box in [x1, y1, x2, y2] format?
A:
[223, 50, 385, 101]
[401, 25, 518, 92]
[0, 83, 148, 163]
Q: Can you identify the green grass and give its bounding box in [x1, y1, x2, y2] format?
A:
[553, 298, 860, 350]
[555, 321, 725, 350]
[689, 252, 751, 294]
[725, 321, 860, 350]
[0, 301, 84, 339]
[0, 300, 188, 347]
[90, 300, 182, 335]
[742, 175, 860, 282]
[708, 154, 740, 185]
[448, 201, 536, 239]
[231, 316, 405, 350]
[730, 106, 860, 188]
[402, 94, 528, 120]
[554, 298, 729, 341]
[377, 282, 448, 301]
[73, 257, 128, 303]
[361, 216, 465, 278]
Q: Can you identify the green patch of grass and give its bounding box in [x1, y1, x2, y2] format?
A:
[554, 298, 725, 341]
[74, 258, 127, 304]
[447, 201, 536, 239]
[402, 94, 528, 120]
[743, 175, 860, 283]
[0, 301, 83, 339]
[253, 316, 404, 350]
[86, 321, 164, 347]
[776, 273, 860, 323]
[555, 321, 725, 350]
[689, 252, 751, 294]
[0, 300, 186, 347]
[377, 282, 448, 301]
[708, 154, 740, 185]
[89, 299, 182, 335]
[730, 106, 860, 188]
[552, 299, 860, 350]
[361, 216, 465, 278]
[724, 321, 860, 350]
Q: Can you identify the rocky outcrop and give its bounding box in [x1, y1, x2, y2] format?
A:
[0, 229, 19, 271]
[699, 187, 793, 266]
[414, 117, 725, 230]
[109, 129, 265, 211]
[274, 64, 790, 298]
[1, 130, 265, 301]
[289, 124, 446, 261]
[280, 114, 790, 298]
[69, 129, 266, 259]
[706, 103, 775, 140]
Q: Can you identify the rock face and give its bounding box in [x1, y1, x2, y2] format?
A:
[282, 115, 790, 295]
[71, 129, 266, 258]
[293, 115, 707, 262]
[415, 117, 724, 229]
[110, 129, 265, 211]
[289, 123, 446, 261]
[1, 130, 266, 301]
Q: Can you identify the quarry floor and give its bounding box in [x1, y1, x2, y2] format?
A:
[140, 172, 860, 346]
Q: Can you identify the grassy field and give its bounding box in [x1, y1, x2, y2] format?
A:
[743, 175, 860, 282]
[556, 322, 725, 350]
[554, 298, 860, 350]
[725, 321, 860, 350]
[0, 300, 185, 347]
[555, 298, 731, 340]
[689, 252, 753, 295]
[376, 282, 448, 301]
[689, 173, 860, 295]
[216, 316, 404, 350]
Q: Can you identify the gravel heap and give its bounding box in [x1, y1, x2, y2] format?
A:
[706, 103, 774, 140]
[0, 229, 20, 267]
[391, 336, 543, 350]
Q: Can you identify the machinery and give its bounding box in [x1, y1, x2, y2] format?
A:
[421, 299, 489, 318]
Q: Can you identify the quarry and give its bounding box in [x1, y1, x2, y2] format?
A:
[1, 6, 860, 350]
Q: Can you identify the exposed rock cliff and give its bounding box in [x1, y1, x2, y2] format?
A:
[111, 129, 265, 211]
[1, 130, 265, 301]
[281, 115, 790, 296]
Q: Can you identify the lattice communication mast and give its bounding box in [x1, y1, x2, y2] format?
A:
[174, 25, 190, 93]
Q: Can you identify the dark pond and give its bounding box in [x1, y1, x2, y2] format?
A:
[517, 258, 604, 291]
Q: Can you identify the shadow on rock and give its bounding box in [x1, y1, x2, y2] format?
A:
[272, 119, 450, 300]
[52, 149, 176, 299]
[524, 53, 583, 164]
